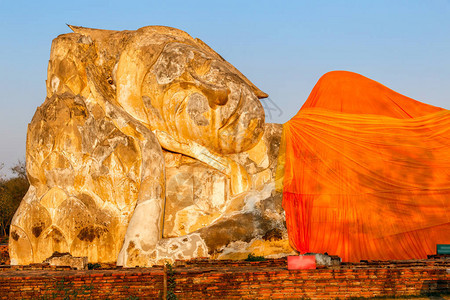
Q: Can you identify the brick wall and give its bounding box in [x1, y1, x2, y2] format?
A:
[0, 258, 449, 299]
[0, 245, 8, 265]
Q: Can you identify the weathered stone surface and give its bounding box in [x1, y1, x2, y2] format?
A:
[10, 25, 294, 267]
[308, 253, 342, 266]
[43, 252, 88, 270]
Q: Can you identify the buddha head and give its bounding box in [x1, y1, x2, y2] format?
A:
[49, 25, 266, 155]
[113, 26, 267, 154]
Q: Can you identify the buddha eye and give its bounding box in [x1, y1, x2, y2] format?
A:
[192, 56, 212, 77]
[107, 76, 114, 85]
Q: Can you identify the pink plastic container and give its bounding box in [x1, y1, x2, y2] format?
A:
[287, 255, 316, 270]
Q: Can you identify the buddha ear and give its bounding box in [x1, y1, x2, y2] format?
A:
[65, 25, 121, 107]
[115, 37, 162, 125]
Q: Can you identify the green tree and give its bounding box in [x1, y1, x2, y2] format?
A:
[11, 159, 26, 179]
[0, 160, 29, 241]
[0, 162, 4, 182]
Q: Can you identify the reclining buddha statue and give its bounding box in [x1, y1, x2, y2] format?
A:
[278, 70, 450, 261]
[9, 25, 449, 266]
[9, 25, 290, 267]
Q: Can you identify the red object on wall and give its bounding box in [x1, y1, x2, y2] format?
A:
[287, 255, 316, 270]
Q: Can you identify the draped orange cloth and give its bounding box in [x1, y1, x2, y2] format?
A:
[278, 71, 450, 262]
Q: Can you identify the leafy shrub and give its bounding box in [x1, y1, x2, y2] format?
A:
[87, 263, 101, 270]
[245, 253, 266, 261]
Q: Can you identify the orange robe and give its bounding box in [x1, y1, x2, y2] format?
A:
[280, 71, 450, 261]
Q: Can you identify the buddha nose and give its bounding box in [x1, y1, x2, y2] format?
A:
[197, 83, 230, 108]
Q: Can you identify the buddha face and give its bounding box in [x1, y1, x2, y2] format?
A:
[140, 42, 265, 154]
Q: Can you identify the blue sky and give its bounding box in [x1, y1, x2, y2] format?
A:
[1, 0, 449, 176]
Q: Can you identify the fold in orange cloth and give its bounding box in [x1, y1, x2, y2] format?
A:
[278, 71, 450, 261]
